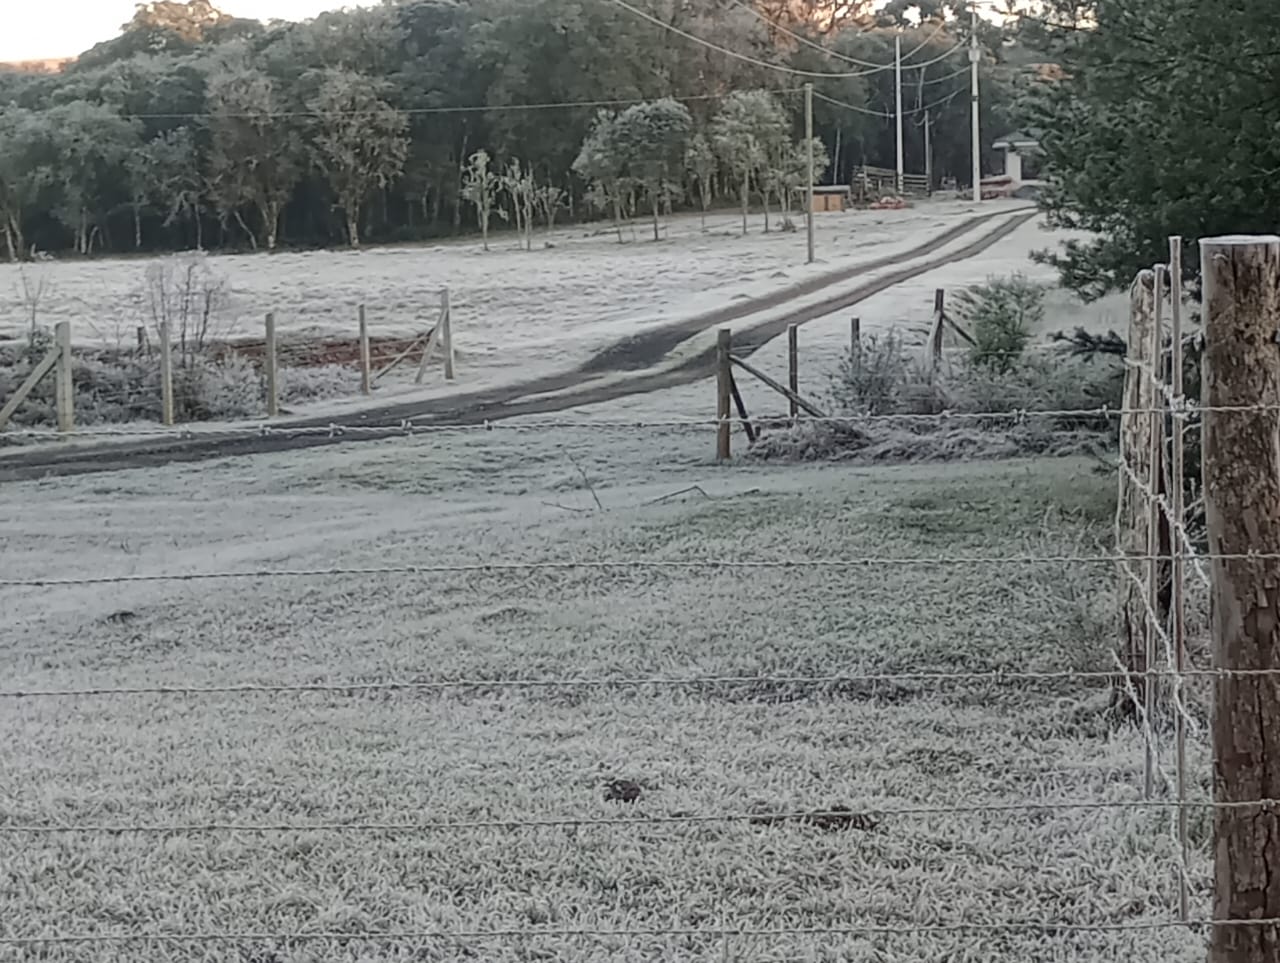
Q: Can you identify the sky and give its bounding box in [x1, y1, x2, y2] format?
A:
[2, 1, 372, 62]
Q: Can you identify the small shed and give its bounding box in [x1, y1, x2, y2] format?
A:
[809, 185, 851, 213]
[991, 129, 1042, 185]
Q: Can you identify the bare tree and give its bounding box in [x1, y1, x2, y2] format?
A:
[460, 149, 499, 251]
[501, 158, 537, 251]
[206, 66, 304, 252]
[307, 68, 408, 248]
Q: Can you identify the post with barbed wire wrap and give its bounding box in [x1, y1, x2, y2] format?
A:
[716, 328, 732, 462]
[54, 321, 73, 434]
[264, 312, 279, 417]
[1167, 235, 1189, 923]
[1200, 233, 1280, 963]
[159, 321, 174, 426]
[1143, 264, 1166, 799]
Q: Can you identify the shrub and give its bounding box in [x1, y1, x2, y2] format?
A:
[827, 329, 943, 416]
[278, 363, 362, 405]
[175, 355, 263, 421]
[955, 274, 1044, 373]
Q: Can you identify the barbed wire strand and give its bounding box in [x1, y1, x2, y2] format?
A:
[4, 665, 1280, 701]
[4, 917, 1280, 947]
[9, 401, 1280, 444]
[0, 553, 1262, 590]
[3, 796, 1278, 837]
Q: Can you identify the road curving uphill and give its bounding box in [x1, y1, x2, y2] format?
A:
[0, 207, 1037, 481]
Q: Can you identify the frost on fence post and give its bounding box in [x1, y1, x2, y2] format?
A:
[1199, 234, 1280, 963]
[264, 312, 279, 417]
[1115, 268, 1163, 716]
[716, 328, 732, 462]
[54, 321, 73, 434]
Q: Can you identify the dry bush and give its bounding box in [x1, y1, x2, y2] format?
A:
[756, 331, 1125, 464]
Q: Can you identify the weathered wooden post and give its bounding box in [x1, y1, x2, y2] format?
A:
[1167, 235, 1190, 922]
[716, 328, 732, 462]
[158, 321, 175, 426]
[850, 317, 861, 359]
[264, 312, 279, 417]
[358, 304, 371, 396]
[1200, 234, 1280, 963]
[441, 287, 455, 382]
[1142, 263, 1167, 797]
[54, 321, 73, 434]
[787, 324, 799, 420]
[1116, 269, 1160, 720]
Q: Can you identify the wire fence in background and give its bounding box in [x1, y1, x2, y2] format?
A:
[9, 242, 1280, 956]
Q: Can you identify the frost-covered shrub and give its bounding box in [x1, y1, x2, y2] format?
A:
[277, 363, 362, 405]
[176, 354, 263, 421]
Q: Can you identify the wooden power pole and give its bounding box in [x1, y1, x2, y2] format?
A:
[1200, 234, 1280, 963]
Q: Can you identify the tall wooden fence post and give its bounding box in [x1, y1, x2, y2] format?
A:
[358, 305, 371, 396]
[1200, 234, 1280, 963]
[441, 287, 455, 382]
[1143, 263, 1166, 798]
[54, 321, 73, 434]
[264, 312, 279, 417]
[1167, 234, 1190, 923]
[1116, 269, 1160, 721]
[716, 328, 732, 462]
[159, 321, 175, 426]
[787, 324, 799, 420]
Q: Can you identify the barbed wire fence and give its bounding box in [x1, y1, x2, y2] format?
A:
[4, 243, 1280, 959]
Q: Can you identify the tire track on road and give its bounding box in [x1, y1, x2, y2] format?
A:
[0, 209, 1037, 481]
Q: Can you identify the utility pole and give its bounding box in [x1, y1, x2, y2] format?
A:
[804, 82, 815, 264]
[970, 2, 981, 202]
[924, 108, 933, 195]
[894, 33, 904, 196]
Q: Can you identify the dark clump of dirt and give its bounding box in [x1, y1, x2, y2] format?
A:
[751, 805, 880, 833]
[603, 778, 644, 803]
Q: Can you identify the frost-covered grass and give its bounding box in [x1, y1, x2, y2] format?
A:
[0, 432, 1211, 961]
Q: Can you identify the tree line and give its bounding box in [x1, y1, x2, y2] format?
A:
[0, 0, 1033, 259]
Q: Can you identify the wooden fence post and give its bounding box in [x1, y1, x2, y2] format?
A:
[1142, 263, 1166, 798]
[264, 312, 279, 417]
[54, 321, 73, 434]
[136, 325, 147, 355]
[159, 321, 174, 426]
[925, 289, 947, 370]
[1167, 234, 1190, 923]
[787, 324, 799, 419]
[850, 317, 860, 357]
[441, 287, 455, 382]
[1115, 269, 1161, 720]
[716, 328, 732, 462]
[358, 304, 371, 396]
[1200, 234, 1280, 963]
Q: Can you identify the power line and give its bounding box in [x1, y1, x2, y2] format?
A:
[99, 90, 801, 122]
[604, 0, 957, 79]
[813, 87, 965, 119]
[728, 0, 954, 70]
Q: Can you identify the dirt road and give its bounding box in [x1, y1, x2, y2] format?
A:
[0, 208, 1036, 481]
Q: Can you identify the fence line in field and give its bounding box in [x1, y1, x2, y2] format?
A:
[5, 917, 1280, 949]
[11, 401, 1280, 446]
[4, 663, 1280, 701]
[5, 796, 1280, 836]
[9, 549, 1280, 589]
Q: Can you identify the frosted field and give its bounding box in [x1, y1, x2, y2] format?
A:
[0, 423, 1214, 961]
[479, 216, 1129, 427]
[0, 201, 1031, 385]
